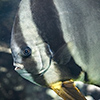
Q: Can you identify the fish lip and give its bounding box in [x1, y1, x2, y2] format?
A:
[13, 63, 24, 70]
[15, 67, 21, 70]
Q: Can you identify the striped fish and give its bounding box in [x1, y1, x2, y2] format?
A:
[11, 0, 100, 87]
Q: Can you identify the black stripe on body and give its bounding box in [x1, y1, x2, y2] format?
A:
[29, 0, 82, 80]
[30, 0, 65, 54]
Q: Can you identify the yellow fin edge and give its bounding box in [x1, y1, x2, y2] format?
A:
[50, 80, 86, 100]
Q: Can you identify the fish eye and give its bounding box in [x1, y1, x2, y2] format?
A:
[21, 47, 32, 58]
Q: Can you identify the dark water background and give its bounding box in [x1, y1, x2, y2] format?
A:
[0, 0, 54, 100]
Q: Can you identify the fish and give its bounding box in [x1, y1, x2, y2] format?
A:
[11, 0, 80, 86]
[11, 0, 100, 99]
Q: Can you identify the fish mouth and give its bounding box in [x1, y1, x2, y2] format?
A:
[13, 63, 24, 70]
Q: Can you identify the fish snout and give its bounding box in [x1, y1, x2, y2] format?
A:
[13, 63, 24, 70]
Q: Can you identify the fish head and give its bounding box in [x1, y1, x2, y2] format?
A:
[11, 23, 52, 85]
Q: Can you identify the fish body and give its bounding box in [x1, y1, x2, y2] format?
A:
[11, 0, 100, 86]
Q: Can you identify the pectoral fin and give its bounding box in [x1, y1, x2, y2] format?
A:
[53, 44, 71, 65]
